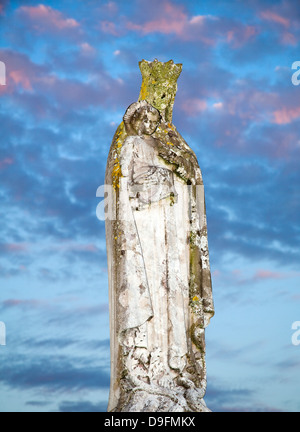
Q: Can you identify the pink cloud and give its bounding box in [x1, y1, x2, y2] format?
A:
[4, 243, 28, 253]
[0, 1, 8, 15]
[127, 1, 187, 36]
[282, 32, 297, 46]
[230, 269, 296, 285]
[104, 1, 118, 14]
[52, 243, 99, 253]
[226, 25, 258, 48]
[0, 49, 126, 113]
[0, 49, 49, 94]
[259, 7, 298, 46]
[260, 10, 290, 27]
[79, 42, 96, 56]
[124, 1, 219, 44]
[72, 244, 99, 253]
[122, 1, 259, 47]
[100, 20, 119, 36]
[213, 102, 223, 109]
[180, 98, 207, 116]
[2, 299, 44, 309]
[10, 70, 33, 91]
[0, 158, 14, 169]
[17, 4, 80, 35]
[273, 106, 300, 125]
[254, 270, 284, 280]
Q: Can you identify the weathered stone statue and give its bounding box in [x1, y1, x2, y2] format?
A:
[105, 59, 214, 412]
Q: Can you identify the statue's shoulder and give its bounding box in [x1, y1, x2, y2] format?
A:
[121, 136, 145, 160]
[122, 135, 143, 149]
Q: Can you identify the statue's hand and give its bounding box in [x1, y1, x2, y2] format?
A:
[174, 156, 194, 182]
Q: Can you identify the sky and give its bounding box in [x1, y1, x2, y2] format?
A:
[0, 0, 299, 412]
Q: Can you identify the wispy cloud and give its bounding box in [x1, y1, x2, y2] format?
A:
[0, 354, 110, 392]
[17, 4, 81, 35]
[260, 10, 290, 27]
[0, 0, 299, 413]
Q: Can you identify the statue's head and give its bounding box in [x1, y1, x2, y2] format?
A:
[123, 100, 161, 136]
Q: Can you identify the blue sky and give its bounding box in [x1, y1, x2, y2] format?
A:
[0, 0, 299, 412]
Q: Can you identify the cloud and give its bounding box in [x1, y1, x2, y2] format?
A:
[281, 32, 297, 45]
[126, 1, 188, 37]
[26, 401, 51, 408]
[45, 304, 109, 327]
[211, 268, 296, 289]
[9, 70, 32, 90]
[253, 270, 285, 280]
[51, 243, 100, 254]
[0, 0, 9, 15]
[100, 20, 120, 36]
[0, 158, 14, 169]
[17, 4, 81, 36]
[99, 0, 259, 48]
[59, 400, 107, 412]
[0, 299, 46, 312]
[273, 106, 300, 125]
[0, 47, 135, 116]
[260, 10, 290, 27]
[257, 2, 300, 47]
[0, 0, 299, 414]
[22, 337, 110, 351]
[0, 49, 49, 93]
[202, 154, 300, 269]
[79, 42, 96, 56]
[0, 354, 110, 392]
[206, 382, 255, 412]
[180, 98, 207, 116]
[0, 243, 28, 254]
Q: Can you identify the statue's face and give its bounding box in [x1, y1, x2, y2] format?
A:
[142, 111, 160, 135]
[132, 110, 160, 136]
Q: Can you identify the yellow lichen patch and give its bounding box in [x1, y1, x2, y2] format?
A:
[138, 60, 182, 123]
[112, 162, 121, 177]
[168, 123, 174, 130]
[193, 296, 199, 302]
[140, 80, 148, 100]
[112, 122, 126, 190]
[167, 141, 174, 146]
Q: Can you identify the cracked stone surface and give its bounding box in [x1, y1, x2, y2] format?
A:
[105, 59, 214, 412]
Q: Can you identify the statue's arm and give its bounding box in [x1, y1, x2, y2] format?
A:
[121, 139, 178, 207]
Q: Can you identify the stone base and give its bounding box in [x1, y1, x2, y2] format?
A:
[115, 389, 211, 413]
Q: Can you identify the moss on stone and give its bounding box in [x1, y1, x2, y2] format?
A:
[111, 122, 127, 190]
[138, 59, 182, 123]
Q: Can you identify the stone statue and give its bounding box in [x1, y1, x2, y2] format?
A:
[105, 59, 214, 412]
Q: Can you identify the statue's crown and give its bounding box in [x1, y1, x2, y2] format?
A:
[139, 59, 182, 83]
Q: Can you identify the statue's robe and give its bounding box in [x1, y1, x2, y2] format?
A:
[105, 123, 214, 412]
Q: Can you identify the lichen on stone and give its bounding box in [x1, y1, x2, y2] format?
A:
[111, 122, 127, 190]
[138, 59, 182, 123]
